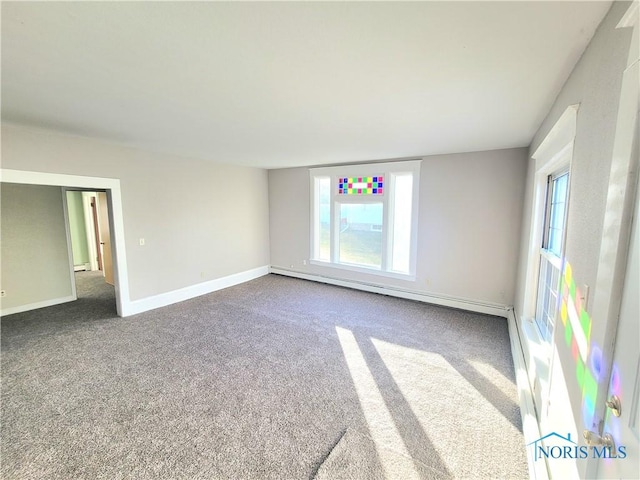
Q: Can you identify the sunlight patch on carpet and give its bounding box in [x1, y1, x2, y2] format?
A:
[335, 326, 420, 480]
[371, 336, 526, 478]
[468, 359, 516, 392]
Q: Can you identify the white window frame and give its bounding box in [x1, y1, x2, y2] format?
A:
[309, 160, 421, 280]
[535, 168, 570, 343]
[522, 105, 577, 336]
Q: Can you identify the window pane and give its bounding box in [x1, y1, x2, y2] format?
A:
[547, 172, 569, 257]
[553, 173, 568, 203]
[315, 177, 331, 261]
[548, 227, 562, 256]
[391, 174, 412, 273]
[550, 199, 565, 230]
[338, 203, 383, 268]
[535, 256, 558, 342]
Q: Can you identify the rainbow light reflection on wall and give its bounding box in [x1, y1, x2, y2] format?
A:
[559, 261, 598, 429]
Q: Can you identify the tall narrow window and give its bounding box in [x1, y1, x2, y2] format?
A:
[535, 171, 569, 342]
[390, 173, 413, 273]
[310, 160, 420, 278]
[313, 177, 331, 262]
[547, 172, 569, 257]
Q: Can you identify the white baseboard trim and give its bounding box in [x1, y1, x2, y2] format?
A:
[123, 265, 270, 317]
[270, 267, 509, 317]
[1, 295, 76, 317]
[507, 308, 549, 480]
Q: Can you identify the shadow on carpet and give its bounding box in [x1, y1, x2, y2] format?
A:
[313, 428, 449, 480]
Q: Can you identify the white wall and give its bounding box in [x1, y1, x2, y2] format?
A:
[269, 147, 528, 308]
[514, 1, 632, 316]
[1, 124, 270, 306]
[1, 183, 73, 311]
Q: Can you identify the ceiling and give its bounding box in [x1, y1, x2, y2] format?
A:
[1, 1, 611, 169]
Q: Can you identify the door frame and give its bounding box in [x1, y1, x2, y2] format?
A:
[1, 169, 131, 317]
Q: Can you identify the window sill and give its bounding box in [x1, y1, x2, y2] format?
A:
[309, 259, 416, 281]
[520, 316, 552, 415]
[521, 317, 552, 360]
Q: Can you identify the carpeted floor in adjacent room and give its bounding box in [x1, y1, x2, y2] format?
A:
[1, 271, 528, 479]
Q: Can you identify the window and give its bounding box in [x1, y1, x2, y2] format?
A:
[313, 177, 331, 262]
[535, 170, 569, 342]
[339, 203, 383, 268]
[310, 160, 421, 278]
[545, 172, 569, 257]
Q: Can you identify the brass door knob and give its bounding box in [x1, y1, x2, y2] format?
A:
[583, 430, 615, 449]
[605, 395, 622, 417]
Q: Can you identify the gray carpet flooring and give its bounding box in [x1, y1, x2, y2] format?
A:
[1, 272, 528, 479]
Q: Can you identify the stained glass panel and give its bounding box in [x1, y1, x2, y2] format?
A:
[338, 176, 384, 195]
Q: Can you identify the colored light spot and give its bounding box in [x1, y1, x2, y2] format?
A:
[610, 365, 621, 395]
[569, 280, 576, 303]
[560, 301, 568, 326]
[607, 414, 621, 444]
[576, 358, 585, 387]
[585, 321, 592, 345]
[565, 321, 573, 347]
[575, 288, 582, 312]
[580, 310, 591, 338]
[582, 370, 598, 429]
[583, 369, 598, 407]
[590, 345, 603, 382]
[567, 295, 588, 361]
[565, 262, 572, 285]
[571, 337, 579, 361]
[582, 395, 596, 429]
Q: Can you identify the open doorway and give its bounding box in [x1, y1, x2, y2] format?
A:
[65, 189, 116, 310]
[1, 169, 131, 317]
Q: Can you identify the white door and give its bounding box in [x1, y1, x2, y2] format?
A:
[593, 7, 639, 476]
[594, 154, 639, 479]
